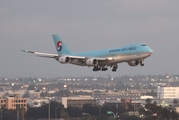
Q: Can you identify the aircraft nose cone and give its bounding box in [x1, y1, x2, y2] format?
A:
[149, 48, 153, 55]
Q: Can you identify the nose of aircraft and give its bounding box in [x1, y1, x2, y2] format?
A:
[148, 47, 153, 55]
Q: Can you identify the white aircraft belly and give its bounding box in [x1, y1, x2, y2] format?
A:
[113, 53, 150, 62]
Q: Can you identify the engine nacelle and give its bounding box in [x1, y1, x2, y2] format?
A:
[59, 56, 71, 63]
[128, 60, 139, 66]
[86, 59, 98, 66]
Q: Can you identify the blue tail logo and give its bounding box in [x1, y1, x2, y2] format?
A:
[52, 34, 71, 55]
[56, 41, 62, 51]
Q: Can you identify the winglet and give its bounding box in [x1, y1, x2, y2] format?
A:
[21, 50, 35, 54]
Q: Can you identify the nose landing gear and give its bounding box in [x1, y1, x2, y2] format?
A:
[140, 60, 144, 66]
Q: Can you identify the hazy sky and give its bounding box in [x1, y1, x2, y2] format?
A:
[1, 0, 179, 78]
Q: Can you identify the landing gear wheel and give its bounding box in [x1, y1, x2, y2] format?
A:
[140, 60, 144, 66]
[112, 65, 118, 72]
[93, 66, 101, 71]
[102, 68, 108, 71]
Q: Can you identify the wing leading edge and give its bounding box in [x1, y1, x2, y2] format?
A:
[21, 50, 108, 60]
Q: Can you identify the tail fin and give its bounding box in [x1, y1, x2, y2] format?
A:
[52, 34, 71, 55]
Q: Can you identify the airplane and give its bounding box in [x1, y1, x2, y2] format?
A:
[22, 34, 153, 72]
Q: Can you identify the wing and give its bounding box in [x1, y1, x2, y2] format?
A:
[22, 50, 114, 66]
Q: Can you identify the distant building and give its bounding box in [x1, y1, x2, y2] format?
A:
[33, 91, 41, 98]
[92, 90, 101, 98]
[0, 96, 27, 110]
[105, 98, 141, 111]
[121, 99, 141, 111]
[175, 107, 179, 113]
[61, 96, 96, 108]
[157, 86, 179, 99]
[27, 98, 49, 108]
[140, 96, 153, 99]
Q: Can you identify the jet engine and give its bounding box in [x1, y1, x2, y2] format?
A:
[86, 59, 98, 65]
[128, 60, 139, 66]
[59, 56, 71, 63]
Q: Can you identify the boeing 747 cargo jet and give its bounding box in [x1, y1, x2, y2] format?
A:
[22, 34, 153, 72]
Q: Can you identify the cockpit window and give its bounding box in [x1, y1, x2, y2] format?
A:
[141, 44, 146, 46]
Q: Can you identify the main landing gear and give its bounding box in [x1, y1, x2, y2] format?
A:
[102, 67, 108, 71]
[92, 65, 117, 72]
[93, 66, 108, 71]
[112, 65, 118, 72]
[93, 66, 100, 71]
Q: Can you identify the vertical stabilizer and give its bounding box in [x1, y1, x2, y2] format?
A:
[52, 34, 71, 55]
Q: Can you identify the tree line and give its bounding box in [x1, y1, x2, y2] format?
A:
[1, 99, 179, 120]
[0, 100, 140, 120]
